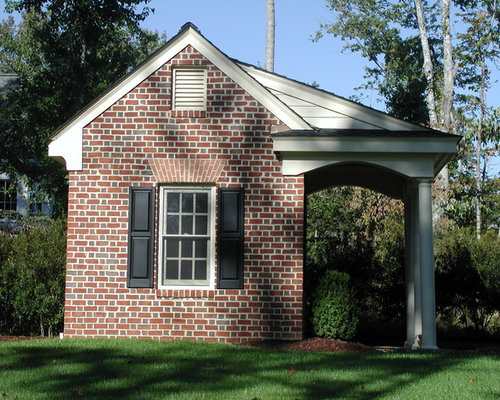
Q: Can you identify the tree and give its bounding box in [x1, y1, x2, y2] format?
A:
[315, 0, 500, 228]
[0, 1, 165, 213]
[315, 0, 459, 132]
[455, 1, 500, 237]
[265, 0, 275, 72]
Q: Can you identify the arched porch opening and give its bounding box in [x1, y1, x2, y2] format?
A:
[304, 162, 418, 347]
[272, 130, 460, 349]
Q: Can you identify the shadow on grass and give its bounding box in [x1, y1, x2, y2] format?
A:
[1, 339, 498, 399]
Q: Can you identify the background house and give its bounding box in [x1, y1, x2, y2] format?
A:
[0, 73, 52, 217]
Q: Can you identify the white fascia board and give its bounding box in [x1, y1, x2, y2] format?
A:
[272, 135, 459, 154]
[241, 65, 427, 131]
[49, 27, 311, 171]
[48, 125, 83, 170]
[281, 154, 436, 178]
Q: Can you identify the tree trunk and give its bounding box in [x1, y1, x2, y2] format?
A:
[265, 0, 275, 72]
[441, 0, 454, 131]
[474, 1, 497, 239]
[475, 60, 488, 239]
[414, 0, 438, 128]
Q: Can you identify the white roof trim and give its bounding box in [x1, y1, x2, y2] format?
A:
[240, 64, 428, 131]
[273, 134, 459, 177]
[272, 135, 459, 154]
[48, 25, 311, 170]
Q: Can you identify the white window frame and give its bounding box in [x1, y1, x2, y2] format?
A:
[158, 185, 215, 289]
[172, 67, 207, 111]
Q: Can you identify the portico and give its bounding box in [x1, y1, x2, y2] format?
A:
[272, 129, 460, 349]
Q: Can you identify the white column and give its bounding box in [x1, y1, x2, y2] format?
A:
[418, 178, 438, 349]
[403, 187, 415, 348]
[404, 180, 423, 349]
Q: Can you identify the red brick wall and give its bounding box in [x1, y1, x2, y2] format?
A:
[64, 45, 304, 343]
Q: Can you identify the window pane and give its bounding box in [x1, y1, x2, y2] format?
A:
[181, 240, 193, 258]
[181, 215, 193, 234]
[195, 216, 207, 235]
[196, 193, 208, 213]
[181, 260, 192, 279]
[194, 239, 207, 258]
[182, 193, 193, 212]
[167, 192, 179, 212]
[194, 260, 207, 280]
[167, 215, 179, 234]
[165, 260, 178, 280]
[166, 239, 179, 257]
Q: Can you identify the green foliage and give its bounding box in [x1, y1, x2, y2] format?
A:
[314, 0, 431, 123]
[435, 226, 500, 333]
[306, 187, 406, 335]
[0, 215, 66, 336]
[312, 270, 359, 340]
[307, 186, 500, 339]
[446, 168, 500, 230]
[0, 1, 166, 214]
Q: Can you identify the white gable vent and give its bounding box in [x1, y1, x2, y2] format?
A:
[173, 68, 207, 110]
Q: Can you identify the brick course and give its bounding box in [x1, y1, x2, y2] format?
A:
[64, 45, 304, 342]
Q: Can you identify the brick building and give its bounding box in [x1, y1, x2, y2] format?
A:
[49, 23, 459, 348]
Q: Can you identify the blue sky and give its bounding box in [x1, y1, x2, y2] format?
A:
[139, 0, 371, 105]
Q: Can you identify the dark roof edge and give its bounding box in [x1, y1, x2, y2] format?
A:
[179, 22, 201, 34]
[272, 129, 461, 139]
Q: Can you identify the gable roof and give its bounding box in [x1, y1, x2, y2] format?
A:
[48, 22, 457, 172]
[48, 23, 311, 170]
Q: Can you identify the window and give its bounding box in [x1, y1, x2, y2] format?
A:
[159, 187, 214, 287]
[172, 68, 207, 110]
[28, 190, 44, 215]
[0, 179, 16, 211]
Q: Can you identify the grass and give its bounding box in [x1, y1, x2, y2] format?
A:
[0, 339, 499, 399]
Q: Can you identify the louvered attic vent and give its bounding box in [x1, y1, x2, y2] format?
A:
[173, 68, 207, 110]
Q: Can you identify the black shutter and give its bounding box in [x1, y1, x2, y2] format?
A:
[217, 188, 245, 289]
[127, 186, 155, 288]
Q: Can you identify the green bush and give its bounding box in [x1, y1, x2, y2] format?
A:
[0, 231, 15, 333]
[0, 217, 66, 336]
[435, 227, 500, 334]
[312, 270, 359, 340]
[305, 187, 405, 339]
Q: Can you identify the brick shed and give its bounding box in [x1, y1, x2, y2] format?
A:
[49, 23, 459, 348]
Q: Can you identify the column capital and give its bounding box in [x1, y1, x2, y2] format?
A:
[415, 177, 434, 186]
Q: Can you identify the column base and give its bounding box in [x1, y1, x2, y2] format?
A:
[403, 335, 438, 350]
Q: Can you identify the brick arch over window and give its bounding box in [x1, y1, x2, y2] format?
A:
[149, 158, 227, 183]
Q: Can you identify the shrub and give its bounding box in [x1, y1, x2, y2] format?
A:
[435, 227, 500, 334]
[312, 270, 359, 340]
[0, 232, 15, 333]
[305, 188, 405, 338]
[0, 217, 66, 336]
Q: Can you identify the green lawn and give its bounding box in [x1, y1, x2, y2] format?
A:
[0, 339, 499, 400]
